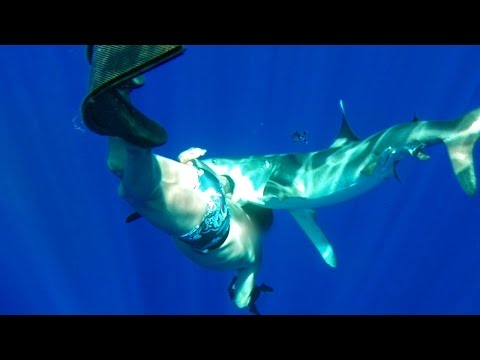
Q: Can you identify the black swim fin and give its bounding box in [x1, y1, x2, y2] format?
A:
[82, 45, 186, 148]
[82, 86, 169, 148]
[248, 283, 273, 315]
[227, 276, 273, 315]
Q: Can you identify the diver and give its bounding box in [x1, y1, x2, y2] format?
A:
[82, 45, 273, 314]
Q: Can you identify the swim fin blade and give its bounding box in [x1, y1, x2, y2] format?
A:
[82, 45, 185, 148]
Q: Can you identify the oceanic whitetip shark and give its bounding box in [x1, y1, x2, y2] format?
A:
[125, 101, 480, 268]
[192, 101, 480, 268]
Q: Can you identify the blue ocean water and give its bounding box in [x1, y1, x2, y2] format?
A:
[1, 45, 479, 315]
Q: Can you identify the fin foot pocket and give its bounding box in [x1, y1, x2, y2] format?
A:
[82, 87, 169, 148]
[82, 45, 185, 148]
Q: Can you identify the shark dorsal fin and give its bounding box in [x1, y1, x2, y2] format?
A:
[330, 100, 360, 148]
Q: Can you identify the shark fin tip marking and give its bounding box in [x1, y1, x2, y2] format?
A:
[326, 255, 337, 268]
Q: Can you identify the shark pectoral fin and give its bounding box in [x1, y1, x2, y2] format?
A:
[445, 140, 477, 196]
[289, 209, 337, 268]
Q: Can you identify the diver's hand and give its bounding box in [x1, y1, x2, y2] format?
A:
[178, 147, 207, 166]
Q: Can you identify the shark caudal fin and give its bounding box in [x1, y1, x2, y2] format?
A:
[444, 108, 480, 196]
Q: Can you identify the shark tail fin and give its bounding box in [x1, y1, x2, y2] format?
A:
[444, 108, 480, 196]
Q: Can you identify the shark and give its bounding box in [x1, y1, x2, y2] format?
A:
[194, 101, 480, 268]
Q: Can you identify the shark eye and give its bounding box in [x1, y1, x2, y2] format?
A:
[212, 159, 217, 164]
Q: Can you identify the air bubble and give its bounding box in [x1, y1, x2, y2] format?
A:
[72, 115, 87, 132]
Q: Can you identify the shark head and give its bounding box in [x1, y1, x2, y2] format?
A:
[201, 156, 276, 206]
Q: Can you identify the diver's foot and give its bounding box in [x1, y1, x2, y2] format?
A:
[82, 87, 168, 148]
[82, 45, 185, 148]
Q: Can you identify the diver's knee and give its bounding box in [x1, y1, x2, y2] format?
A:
[118, 176, 161, 204]
[107, 157, 124, 178]
[107, 136, 127, 177]
[107, 140, 153, 177]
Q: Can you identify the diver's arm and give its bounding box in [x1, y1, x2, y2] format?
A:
[178, 147, 233, 197]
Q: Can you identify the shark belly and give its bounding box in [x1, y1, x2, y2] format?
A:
[263, 172, 387, 209]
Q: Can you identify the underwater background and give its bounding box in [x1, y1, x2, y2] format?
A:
[1, 45, 480, 315]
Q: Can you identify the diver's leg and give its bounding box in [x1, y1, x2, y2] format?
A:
[119, 140, 162, 203]
[107, 136, 127, 178]
[107, 137, 146, 223]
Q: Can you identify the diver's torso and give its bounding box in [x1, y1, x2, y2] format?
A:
[175, 202, 261, 271]
[120, 154, 262, 270]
